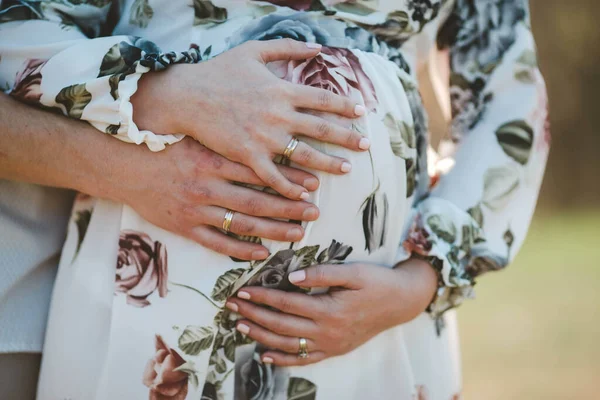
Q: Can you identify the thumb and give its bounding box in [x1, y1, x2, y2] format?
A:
[250, 38, 322, 64]
[287, 264, 362, 289]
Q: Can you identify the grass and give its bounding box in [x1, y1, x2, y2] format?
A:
[459, 210, 600, 399]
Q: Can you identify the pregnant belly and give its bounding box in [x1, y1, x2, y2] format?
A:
[256, 48, 416, 268]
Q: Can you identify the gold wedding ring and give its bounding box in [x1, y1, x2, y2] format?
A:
[222, 209, 235, 233]
[283, 137, 300, 159]
[298, 337, 309, 359]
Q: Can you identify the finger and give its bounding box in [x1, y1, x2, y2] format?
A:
[251, 158, 309, 200]
[291, 113, 370, 152]
[291, 84, 365, 119]
[287, 141, 352, 175]
[234, 287, 322, 319]
[222, 162, 320, 192]
[234, 320, 318, 354]
[225, 298, 316, 337]
[217, 183, 320, 221]
[251, 38, 322, 64]
[261, 350, 327, 367]
[188, 225, 269, 261]
[287, 264, 363, 289]
[201, 206, 305, 242]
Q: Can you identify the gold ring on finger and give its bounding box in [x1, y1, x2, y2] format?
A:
[283, 137, 300, 159]
[222, 209, 235, 233]
[298, 337, 309, 359]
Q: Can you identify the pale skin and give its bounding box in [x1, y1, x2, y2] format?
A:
[225, 258, 438, 366]
[1, 38, 437, 368]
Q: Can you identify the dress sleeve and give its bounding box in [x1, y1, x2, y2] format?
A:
[0, 1, 200, 151]
[398, 0, 550, 317]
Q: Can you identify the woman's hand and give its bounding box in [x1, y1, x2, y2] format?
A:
[106, 137, 323, 261]
[132, 39, 370, 201]
[224, 258, 438, 365]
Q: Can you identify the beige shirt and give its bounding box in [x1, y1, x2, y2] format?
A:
[0, 181, 74, 353]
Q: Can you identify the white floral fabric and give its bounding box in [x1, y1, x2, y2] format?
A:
[0, 0, 548, 399]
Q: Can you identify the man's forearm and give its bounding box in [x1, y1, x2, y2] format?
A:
[0, 93, 144, 201]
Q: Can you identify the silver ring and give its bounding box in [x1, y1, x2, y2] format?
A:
[222, 210, 235, 233]
[283, 137, 300, 159]
[298, 337, 309, 359]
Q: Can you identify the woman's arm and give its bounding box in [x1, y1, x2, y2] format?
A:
[400, 0, 550, 317]
[0, 93, 323, 261]
[0, 1, 370, 201]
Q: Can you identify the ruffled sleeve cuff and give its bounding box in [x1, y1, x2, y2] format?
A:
[396, 197, 508, 318]
[83, 46, 202, 152]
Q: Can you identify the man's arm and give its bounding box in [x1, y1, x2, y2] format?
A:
[0, 94, 321, 260]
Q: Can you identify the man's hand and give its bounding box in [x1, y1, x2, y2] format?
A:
[114, 137, 321, 260]
[224, 258, 438, 365]
[0, 94, 321, 260]
[132, 39, 370, 201]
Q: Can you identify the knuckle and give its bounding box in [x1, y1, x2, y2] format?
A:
[316, 121, 332, 139]
[317, 91, 332, 108]
[244, 197, 263, 215]
[210, 241, 227, 256]
[297, 148, 313, 164]
[265, 173, 280, 187]
[276, 295, 293, 313]
[233, 217, 255, 235]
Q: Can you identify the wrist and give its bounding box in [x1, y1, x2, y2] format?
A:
[131, 66, 185, 134]
[388, 258, 438, 324]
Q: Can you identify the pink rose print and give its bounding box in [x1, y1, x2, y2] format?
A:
[269, 46, 378, 112]
[10, 58, 47, 104]
[116, 230, 168, 307]
[143, 335, 189, 400]
[403, 215, 433, 256]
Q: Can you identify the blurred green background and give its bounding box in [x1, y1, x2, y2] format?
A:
[458, 1, 600, 398]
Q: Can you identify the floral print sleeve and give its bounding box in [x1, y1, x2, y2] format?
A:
[0, 1, 200, 151]
[399, 0, 550, 318]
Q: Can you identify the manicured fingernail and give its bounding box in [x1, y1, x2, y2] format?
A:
[305, 42, 322, 50]
[262, 356, 274, 364]
[300, 191, 310, 201]
[303, 177, 319, 191]
[225, 301, 238, 312]
[354, 104, 366, 116]
[288, 270, 306, 283]
[358, 137, 371, 150]
[302, 206, 319, 221]
[236, 323, 250, 334]
[341, 162, 352, 173]
[286, 227, 303, 241]
[237, 291, 251, 300]
[252, 250, 268, 260]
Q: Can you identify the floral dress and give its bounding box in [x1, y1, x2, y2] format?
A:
[0, 0, 549, 399]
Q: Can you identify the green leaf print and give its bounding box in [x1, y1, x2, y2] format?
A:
[292, 245, 320, 270]
[55, 83, 92, 119]
[516, 49, 537, 67]
[210, 349, 227, 374]
[383, 113, 416, 159]
[287, 377, 317, 400]
[482, 165, 520, 210]
[192, 0, 227, 26]
[178, 325, 214, 355]
[129, 0, 154, 28]
[99, 44, 129, 77]
[174, 361, 200, 388]
[107, 73, 125, 100]
[467, 203, 484, 227]
[211, 268, 246, 302]
[495, 120, 534, 165]
[333, 2, 377, 16]
[426, 214, 457, 243]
